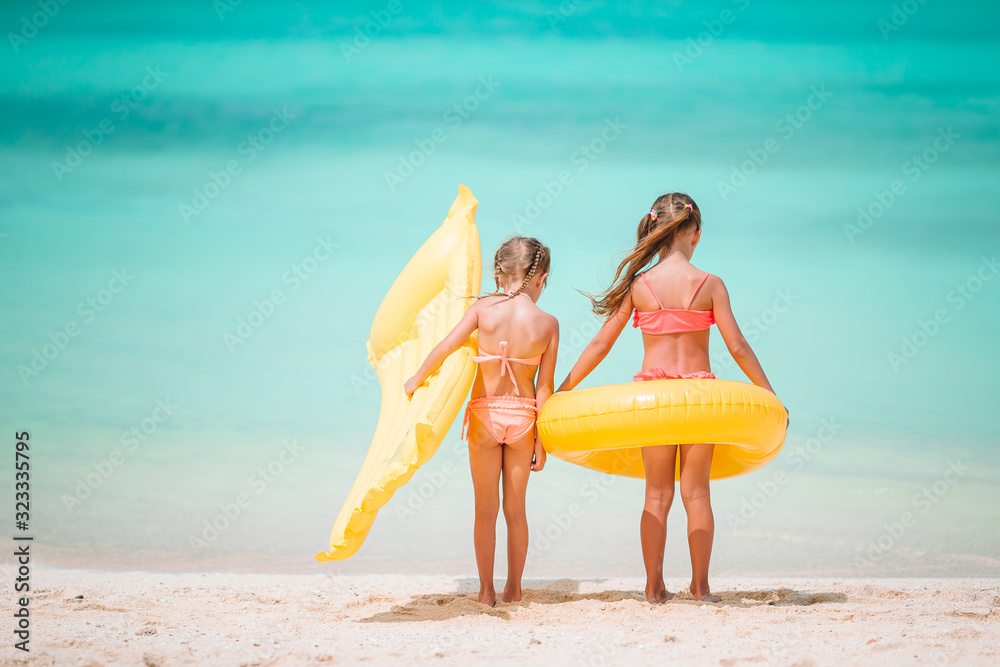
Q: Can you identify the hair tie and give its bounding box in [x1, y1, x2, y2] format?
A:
[649, 209, 658, 220]
[683, 203, 693, 211]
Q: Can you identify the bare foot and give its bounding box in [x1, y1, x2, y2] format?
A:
[501, 586, 522, 603]
[690, 587, 721, 603]
[478, 588, 496, 606]
[645, 583, 675, 604]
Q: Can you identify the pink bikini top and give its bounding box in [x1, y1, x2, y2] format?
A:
[632, 271, 715, 335]
[473, 341, 542, 396]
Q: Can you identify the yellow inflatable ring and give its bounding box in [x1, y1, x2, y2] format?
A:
[537, 379, 788, 479]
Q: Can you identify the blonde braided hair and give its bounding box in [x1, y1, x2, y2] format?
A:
[483, 236, 551, 299]
[507, 248, 541, 297]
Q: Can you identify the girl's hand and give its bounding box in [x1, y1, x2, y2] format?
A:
[531, 438, 546, 472]
[403, 376, 422, 398]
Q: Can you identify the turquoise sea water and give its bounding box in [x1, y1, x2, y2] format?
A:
[1, 1, 998, 577]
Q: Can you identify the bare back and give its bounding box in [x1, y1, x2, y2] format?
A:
[631, 261, 716, 375]
[473, 295, 557, 399]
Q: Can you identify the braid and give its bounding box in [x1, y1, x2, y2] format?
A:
[507, 247, 541, 298]
[487, 236, 551, 299]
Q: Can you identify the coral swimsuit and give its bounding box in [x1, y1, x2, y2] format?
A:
[462, 296, 542, 444]
[632, 271, 718, 382]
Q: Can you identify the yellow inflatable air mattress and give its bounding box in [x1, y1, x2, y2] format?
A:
[537, 379, 788, 480]
[316, 185, 481, 562]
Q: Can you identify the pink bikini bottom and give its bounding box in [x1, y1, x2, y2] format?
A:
[462, 395, 538, 444]
[633, 369, 717, 382]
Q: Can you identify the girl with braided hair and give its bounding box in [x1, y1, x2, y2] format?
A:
[405, 236, 558, 606]
[558, 193, 780, 604]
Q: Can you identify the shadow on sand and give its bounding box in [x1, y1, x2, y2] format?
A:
[358, 578, 848, 623]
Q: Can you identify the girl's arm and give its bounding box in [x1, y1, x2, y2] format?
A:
[531, 320, 559, 472]
[404, 301, 480, 397]
[711, 277, 776, 395]
[557, 293, 633, 392]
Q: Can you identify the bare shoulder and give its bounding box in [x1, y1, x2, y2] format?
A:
[470, 295, 503, 311]
[703, 273, 731, 306]
[466, 295, 502, 322]
[464, 296, 485, 315]
[535, 308, 559, 336]
[707, 272, 726, 289]
[541, 312, 559, 353]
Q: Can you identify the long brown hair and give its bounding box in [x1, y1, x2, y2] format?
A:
[589, 193, 701, 319]
[483, 236, 551, 298]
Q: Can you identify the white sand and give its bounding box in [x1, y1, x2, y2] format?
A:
[7, 568, 998, 666]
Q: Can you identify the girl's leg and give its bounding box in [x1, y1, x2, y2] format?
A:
[467, 422, 503, 606]
[499, 433, 535, 602]
[640, 444, 678, 604]
[678, 443, 719, 602]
